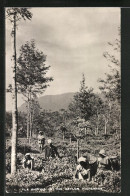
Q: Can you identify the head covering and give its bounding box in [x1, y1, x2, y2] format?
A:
[99, 149, 106, 157]
[78, 157, 87, 163]
[48, 139, 52, 144]
[25, 153, 31, 159]
[25, 153, 30, 156]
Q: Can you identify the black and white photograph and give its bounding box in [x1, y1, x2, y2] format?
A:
[5, 7, 121, 193]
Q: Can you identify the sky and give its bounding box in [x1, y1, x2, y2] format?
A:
[6, 7, 120, 111]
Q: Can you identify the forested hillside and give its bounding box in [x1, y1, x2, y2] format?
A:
[19, 92, 75, 112]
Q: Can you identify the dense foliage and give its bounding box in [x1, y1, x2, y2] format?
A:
[6, 137, 121, 193]
[16, 40, 53, 97]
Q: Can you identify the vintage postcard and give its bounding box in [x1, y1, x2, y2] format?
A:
[5, 7, 121, 193]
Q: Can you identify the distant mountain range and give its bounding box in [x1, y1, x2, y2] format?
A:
[18, 92, 75, 112]
[18, 91, 105, 113]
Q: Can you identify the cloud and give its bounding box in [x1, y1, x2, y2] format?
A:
[6, 7, 120, 110]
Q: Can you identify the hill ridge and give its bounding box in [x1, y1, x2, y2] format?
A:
[19, 92, 75, 113]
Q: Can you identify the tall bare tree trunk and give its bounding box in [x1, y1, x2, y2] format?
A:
[104, 118, 108, 135]
[30, 112, 32, 138]
[105, 122, 107, 135]
[11, 13, 18, 174]
[70, 135, 71, 144]
[63, 131, 65, 141]
[27, 94, 30, 140]
[85, 128, 87, 141]
[96, 126, 98, 135]
[77, 139, 79, 159]
[96, 110, 99, 135]
[29, 93, 32, 139]
[95, 128, 97, 136]
[31, 105, 34, 138]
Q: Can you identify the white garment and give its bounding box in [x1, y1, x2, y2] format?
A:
[78, 172, 84, 180]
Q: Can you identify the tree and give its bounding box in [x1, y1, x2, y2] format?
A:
[17, 111, 27, 137]
[60, 124, 66, 141]
[17, 40, 53, 139]
[59, 109, 69, 140]
[89, 95, 104, 136]
[69, 74, 98, 121]
[98, 31, 121, 136]
[102, 101, 110, 135]
[32, 110, 62, 138]
[6, 8, 32, 174]
[98, 32, 121, 104]
[8, 40, 53, 139]
[28, 97, 41, 138]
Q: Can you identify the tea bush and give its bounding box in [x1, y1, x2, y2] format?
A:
[6, 135, 121, 193]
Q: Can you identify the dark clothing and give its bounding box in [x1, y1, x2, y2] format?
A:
[80, 160, 90, 170]
[44, 145, 51, 159]
[44, 143, 60, 159]
[38, 135, 45, 152]
[50, 143, 60, 157]
[83, 154, 98, 177]
[98, 156, 110, 170]
[109, 157, 120, 171]
[23, 156, 34, 169]
[75, 155, 98, 180]
[90, 160, 98, 177]
[38, 135, 45, 145]
[75, 161, 90, 180]
[96, 156, 112, 185]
